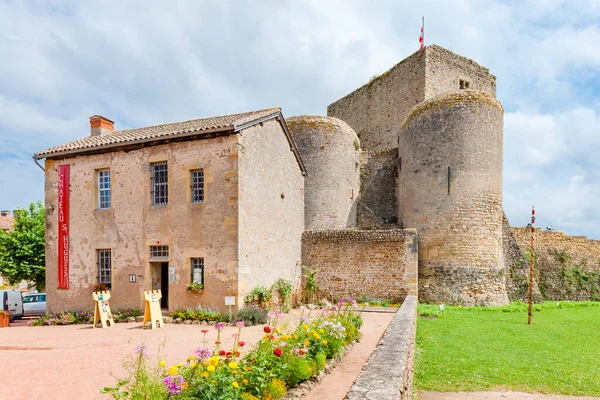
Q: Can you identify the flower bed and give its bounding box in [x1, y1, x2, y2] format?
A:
[28, 308, 142, 326]
[171, 306, 228, 323]
[102, 300, 365, 399]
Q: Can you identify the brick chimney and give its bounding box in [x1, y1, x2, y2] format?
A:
[90, 115, 114, 136]
[0, 210, 10, 217]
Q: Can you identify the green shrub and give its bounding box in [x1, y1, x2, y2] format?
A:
[273, 278, 293, 312]
[244, 285, 273, 308]
[171, 306, 226, 322]
[357, 294, 371, 303]
[315, 352, 327, 372]
[235, 306, 267, 326]
[283, 357, 313, 386]
[113, 308, 143, 322]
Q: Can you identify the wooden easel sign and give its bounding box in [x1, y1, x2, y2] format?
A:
[92, 291, 115, 329]
[143, 290, 164, 330]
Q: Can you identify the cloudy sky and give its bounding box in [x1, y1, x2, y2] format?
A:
[1, 0, 599, 238]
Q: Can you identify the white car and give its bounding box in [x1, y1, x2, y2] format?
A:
[22, 293, 46, 317]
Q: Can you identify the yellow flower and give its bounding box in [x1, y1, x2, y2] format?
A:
[319, 329, 324, 334]
[167, 366, 178, 375]
[243, 379, 249, 384]
[210, 356, 220, 364]
[303, 324, 309, 330]
[201, 372, 209, 378]
[263, 334, 268, 339]
[304, 340, 310, 346]
[202, 359, 211, 366]
[314, 334, 321, 340]
[322, 340, 327, 345]
[207, 365, 216, 372]
[176, 363, 182, 368]
[232, 381, 239, 388]
[190, 355, 196, 360]
[228, 362, 238, 370]
[158, 360, 167, 367]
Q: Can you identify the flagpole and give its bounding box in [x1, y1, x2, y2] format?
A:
[422, 16, 425, 47]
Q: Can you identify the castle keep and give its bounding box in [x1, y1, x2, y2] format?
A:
[36, 45, 518, 312]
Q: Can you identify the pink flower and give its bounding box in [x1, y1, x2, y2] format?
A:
[236, 321, 245, 328]
[239, 341, 245, 347]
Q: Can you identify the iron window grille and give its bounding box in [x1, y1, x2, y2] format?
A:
[97, 249, 112, 289]
[150, 245, 169, 259]
[191, 257, 204, 285]
[98, 169, 111, 209]
[191, 169, 205, 203]
[151, 161, 168, 206]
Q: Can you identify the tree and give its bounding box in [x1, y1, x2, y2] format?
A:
[0, 201, 45, 290]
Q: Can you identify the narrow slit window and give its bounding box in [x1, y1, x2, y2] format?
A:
[191, 169, 205, 203]
[191, 258, 204, 285]
[97, 249, 112, 289]
[448, 167, 451, 194]
[97, 169, 111, 209]
[151, 161, 168, 206]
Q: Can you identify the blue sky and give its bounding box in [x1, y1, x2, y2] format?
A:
[1, 0, 600, 237]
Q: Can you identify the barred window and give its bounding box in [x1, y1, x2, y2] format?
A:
[191, 169, 205, 203]
[191, 258, 204, 285]
[150, 245, 169, 259]
[97, 249, 111, 289]
[151, 161, 168, 206]
[98, 169, 111, 209]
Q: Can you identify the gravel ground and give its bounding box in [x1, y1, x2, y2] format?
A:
[0, 309, 395, 400]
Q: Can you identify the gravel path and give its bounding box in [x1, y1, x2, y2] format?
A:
[419, 391, 600, 400]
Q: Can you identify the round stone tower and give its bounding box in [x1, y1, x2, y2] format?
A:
[287, 116, 360, 229]
[398, 91, 508, 305]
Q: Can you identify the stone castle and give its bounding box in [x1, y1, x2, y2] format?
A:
[296, 45, 506, 306]
[36, 44, 557, 312]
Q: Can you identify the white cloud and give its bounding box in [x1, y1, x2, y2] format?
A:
[0, 0, 599, 238]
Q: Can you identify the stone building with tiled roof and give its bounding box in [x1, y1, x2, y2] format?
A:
[0, 211, 14, 232]
[35, 108, 306, 312]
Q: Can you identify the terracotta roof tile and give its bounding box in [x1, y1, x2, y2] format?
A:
[35, 108, 281, 158]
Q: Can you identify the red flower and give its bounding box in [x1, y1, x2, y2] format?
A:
[235, 351, 241, 357]
[215, 341, 221, 345]
[299, 349, 307, 355]
[273, 348, 282, 357]
[219, 350, 226, 356]
[201, 329, 208, 333]
[226, 351, 233, 357]
[269, 335, 275, 340]
[263, 326, 271, 333]
[239, 341, 245, 347]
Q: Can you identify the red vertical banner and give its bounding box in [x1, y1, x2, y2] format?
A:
[58, 165, 70, 289]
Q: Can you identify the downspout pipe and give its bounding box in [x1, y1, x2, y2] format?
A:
[33, 156, 45, 171]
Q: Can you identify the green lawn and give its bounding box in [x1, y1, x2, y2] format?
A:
[415, 301, 600, 396]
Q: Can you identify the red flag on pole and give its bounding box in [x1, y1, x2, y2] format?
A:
[419, 17, 425, 50]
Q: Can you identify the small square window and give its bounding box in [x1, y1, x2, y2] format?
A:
[459, 79, 471, 90]
[191, 169, 205, 203]
[150, 245, 169, 259]
[191, 257, 204, 285]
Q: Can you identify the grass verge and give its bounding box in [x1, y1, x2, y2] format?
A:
[415, 301, 600, 396]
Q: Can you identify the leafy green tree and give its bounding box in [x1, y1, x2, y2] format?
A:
[0, 201, 45, 290]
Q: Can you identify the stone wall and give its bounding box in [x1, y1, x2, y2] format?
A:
[327, 49, 426, 152]
[425, 45, 496, 98]
[287, 116, 360, 230]
[237, 118, 304, 301]
[357, 149, 398, 228]
[399, 92, 507, 305]
[301, 229, 418, 303]
[511, 228, 600, 301]
[44, 135, 240, 313]
[346, 295, 417, 400]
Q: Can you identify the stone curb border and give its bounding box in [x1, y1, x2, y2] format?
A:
[346, 295, 418, 400]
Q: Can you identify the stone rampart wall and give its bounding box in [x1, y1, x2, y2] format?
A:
[346, 295, 417, 400]
[301, 229, 418, 303]
[511, 227, 600, 300]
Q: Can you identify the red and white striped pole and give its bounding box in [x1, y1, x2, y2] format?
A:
[528, 206, 535, 325]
